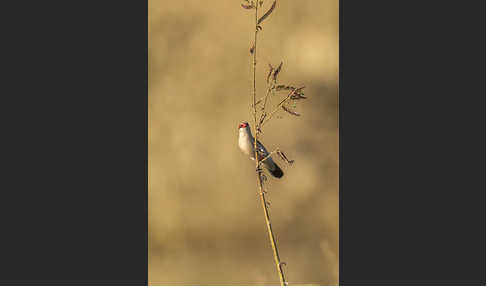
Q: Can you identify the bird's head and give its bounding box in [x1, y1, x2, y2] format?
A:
[238, 121, 249, 129]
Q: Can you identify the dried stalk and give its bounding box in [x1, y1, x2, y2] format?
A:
[250, 2, 288, 286]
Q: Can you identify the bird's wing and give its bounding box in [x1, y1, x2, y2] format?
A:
[256, 139, 270, 158]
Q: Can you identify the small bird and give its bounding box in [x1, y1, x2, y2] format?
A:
[238, 121, 284, 178]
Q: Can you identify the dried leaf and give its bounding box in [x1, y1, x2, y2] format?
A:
[289, 86, 304, 94]
[277, 150, 295, 164]
[294, 86, 305, 93]
[257, 0, 276, 24]
[290, 88, 307, 100]
[273, 61, 283, 81]
[241, 3, 255, 9]
[259, 112, 266, 126]
[275, 85, 296, 91]
[266, 64, 274, 83]
[282, 105, 300, 116]
[290, 93, 307, 100]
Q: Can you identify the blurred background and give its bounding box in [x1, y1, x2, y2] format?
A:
[149, 1, 338, 285]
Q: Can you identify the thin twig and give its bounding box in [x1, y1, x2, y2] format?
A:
[261, 81, 275, 112]
[260, 87, 299, 128]
[258, 82, 274, 126]
[252, 3, 258, 132]
[250, 3, 288, 286]
[259, 148, 279, 164]
[253, 83, 273, 109]
[253, 88, 270, 108]
[260, 148, 295, 166]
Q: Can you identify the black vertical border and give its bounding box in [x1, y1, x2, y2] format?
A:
[2, 0, 148, 284]
[339, 0, 485, 285]
[340, 0, 421, 284]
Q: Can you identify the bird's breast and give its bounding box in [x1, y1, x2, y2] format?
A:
[238, 133, 255, 158]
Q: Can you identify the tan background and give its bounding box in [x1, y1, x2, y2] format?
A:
[149, 1, 338, 285]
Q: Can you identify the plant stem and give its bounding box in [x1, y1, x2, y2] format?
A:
[252, 6, 258, 129]
[251, 4, 287, 286]
[257, 177, 287, 286]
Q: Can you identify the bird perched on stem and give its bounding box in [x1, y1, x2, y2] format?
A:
[238, 121, 283, 178]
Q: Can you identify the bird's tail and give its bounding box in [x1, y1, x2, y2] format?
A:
[266, 161, 284, 178]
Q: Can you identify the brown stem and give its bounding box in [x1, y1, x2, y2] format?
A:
[256, 175, 287, 286]
[251, 4, 287, 286]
